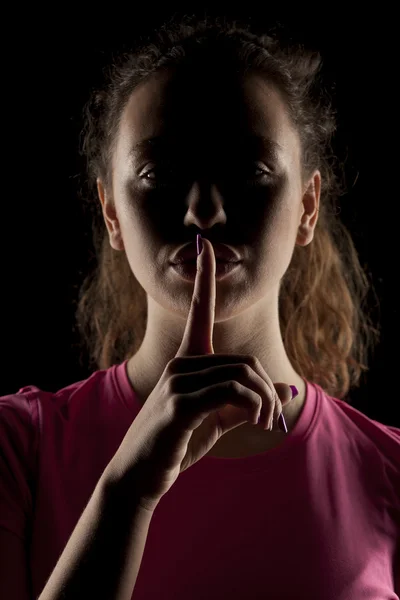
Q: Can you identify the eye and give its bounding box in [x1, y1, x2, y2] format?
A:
[141, 164, 271, 187]
[143, 168, 166, 180]
[142, 166, 177, 187]
[251, 167, 270, 178]
[244, 166, 271, 186]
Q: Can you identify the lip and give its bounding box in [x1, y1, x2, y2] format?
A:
[171, 241, 241, 264]
[171, 260, 242, 281]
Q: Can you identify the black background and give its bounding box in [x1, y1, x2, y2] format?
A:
[1, 7, 397, 427]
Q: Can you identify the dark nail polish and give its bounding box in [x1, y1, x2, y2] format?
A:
[289, 385, 299, 400]
[278, 413, 288, 433]
[196, 234, 203, 256]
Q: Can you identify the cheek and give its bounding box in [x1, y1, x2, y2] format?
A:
[117, 187, 152, 237]
[248, 190, 291, 242]
[265, 178, 301, 235]
[121, 180, 177, 235]
[123, 240, 159, 292]
[254, 198, 299, 277]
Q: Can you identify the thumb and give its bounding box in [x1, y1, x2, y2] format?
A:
[271, 383, 299, 433]
[274, 383, 299, 407]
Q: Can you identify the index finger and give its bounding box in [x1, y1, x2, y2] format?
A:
[175, 235, 216, 357]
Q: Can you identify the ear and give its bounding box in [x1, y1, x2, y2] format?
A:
[96, 177, 106, 208]
[296, 170, 321, 247]
[96, 177, 125, 251]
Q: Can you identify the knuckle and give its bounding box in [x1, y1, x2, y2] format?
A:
[170, 393, 185, 417]
[226, 380, 241, 394]
[168, 357, 182, 372]
[240, 363, 253, 378]
[245, 354, 259, 369]
[166, 373, 181, 394]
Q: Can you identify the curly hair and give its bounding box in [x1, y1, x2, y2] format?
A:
[73, 13, 381, 401]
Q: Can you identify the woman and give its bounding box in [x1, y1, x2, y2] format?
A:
[1, 14, 398, 600]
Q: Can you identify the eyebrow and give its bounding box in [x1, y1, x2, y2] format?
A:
[128, 134, 283, 159]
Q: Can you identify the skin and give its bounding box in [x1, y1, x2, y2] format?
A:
[96, 64, 321, 457]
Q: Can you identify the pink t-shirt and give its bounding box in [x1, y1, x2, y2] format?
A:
[1, 359, 399, 599]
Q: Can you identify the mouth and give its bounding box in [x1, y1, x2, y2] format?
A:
[170, 259, 242, 281]
[171, 241, 242, 264]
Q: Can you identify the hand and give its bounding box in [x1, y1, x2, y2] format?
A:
[106, 237, 294, 512]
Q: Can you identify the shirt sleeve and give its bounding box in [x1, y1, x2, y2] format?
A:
[0, 393, 38, 541]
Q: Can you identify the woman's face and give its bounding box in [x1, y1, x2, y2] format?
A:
[98, 66, 320, 322]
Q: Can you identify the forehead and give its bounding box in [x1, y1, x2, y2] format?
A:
[115, 66, 300, 163]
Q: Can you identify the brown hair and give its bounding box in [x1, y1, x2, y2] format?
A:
[73, 14, 381, 400]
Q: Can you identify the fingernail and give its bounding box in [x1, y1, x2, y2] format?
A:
[289, 385, 299, 400]
[196, 234, 203, 256]
[278, 413, 288, 433]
